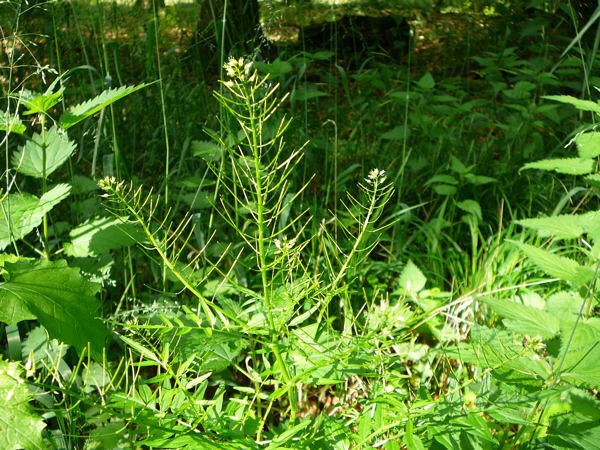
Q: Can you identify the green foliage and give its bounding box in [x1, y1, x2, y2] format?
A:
[0, 259, 107, 357]
[0, 359, 46, 450]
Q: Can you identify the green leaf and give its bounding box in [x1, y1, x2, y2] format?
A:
[457, 199, 482, 220]
[574, 132, 600, 158]
[0, 110, 26, 134]
[20, 87, 64, 115]
[64, 216, 145, 257]
[381, 125, 409, 140]
[482, 297, 560, 339]
[0, 183, 71, 250]
[521, 158, 595, 175]
[293, 84, 328, 101]
[12, 126, 76, 178]
[559, 320, 600, 389]
[59, 84, 147, 129]
[543, 95, 600, 114]
[191, 140, 223, 162]
[416, 72, 435, 90]
[0, 259, 107, 358]
[398, 260, 427, 294]
[510, 241, 595, 284]
[516, 211, 600, 239]
[0, 359, 45, 450]
[464, 173, 497, 185]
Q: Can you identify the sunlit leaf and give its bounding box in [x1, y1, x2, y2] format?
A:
[0, 183, 71, 250]
[0, 259, 107, 358]
[12, 126, 76, 178]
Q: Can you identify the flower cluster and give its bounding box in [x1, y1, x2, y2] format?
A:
[98, 176, 124, 194]
[366, 168, 386, 184]
[223, 56, 255, 82]
[274, 235, 296, 254]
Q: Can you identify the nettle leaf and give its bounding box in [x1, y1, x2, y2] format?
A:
[516, 211, 600, 240]
[574, 132, 600, 158]
[521, 158, 594, 175]
[445, 326, 550, 380]
[543, 95, 600, 114]
[482, 297, 560, 339]
[558, 320, 600, 389]
[20, 86, 64, 115]
[64, 216, 145, 257]
[398, 260, 427, 294]
[0, 359, 46, 450]
[0, 110, 26, 134]
[510, 241, 595, 284]
[0, 183, 71, 250]
[0, 259, 107, 357]
[12, 126, 76, 178]
[59, 84, 147, 129]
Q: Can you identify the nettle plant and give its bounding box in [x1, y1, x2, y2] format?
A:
[0, 78, 145, 356]
[95, 58, 410, 446]
[441, 95, 600, 448]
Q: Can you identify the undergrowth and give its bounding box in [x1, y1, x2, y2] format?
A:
[1, 0, 600, 448]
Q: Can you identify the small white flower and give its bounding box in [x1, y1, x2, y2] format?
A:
[367, 168, 386, 184]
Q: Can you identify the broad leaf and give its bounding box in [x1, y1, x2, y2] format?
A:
[12, 126, 76, 178]
[398, 260, 427, 294]
[0, 259, 107, 357]
[64, 216, 145, 257]
[510, 241, 595, 284]
[516, 211, 600, 240]
[0, 183, 71, 250]
[574, 132, 600, 158]
[543, 95, 600, 114]
[521, 158, 594, 175]
[59, 84, 147, 129]
[0, 359, 45, 450]
[482, 297, 560, 339]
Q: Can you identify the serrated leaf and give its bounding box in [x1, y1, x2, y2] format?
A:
[0, 110, 26, 134]
[516, 211, 600, 239]
[543, 95, 600, 114]
[574, 132, 600, 158]
[21, 326, 68, 365]
[64, 216, 145, 257]
[521, 158, 594, 175]
[59, 84, 147, 129]
[585, 173, 600, 189]
[0, 359, 45, 450]
[510, 241, 594, 284]
[20, 87, 63, 115]
[0, 259, 107, 358]
[398, 260, 427, 294]
[482, 297, 560, 339]
[12, 126, 76, 178]
[0, 183, 71, 250]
